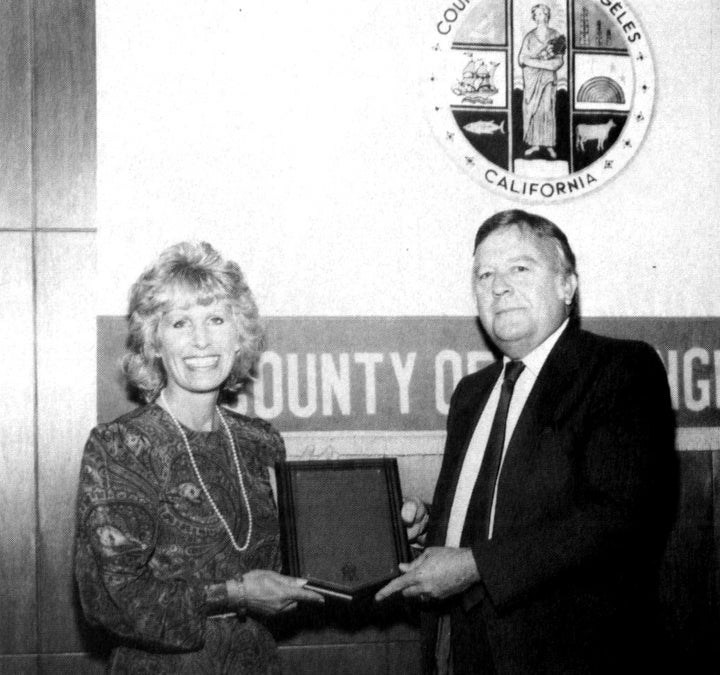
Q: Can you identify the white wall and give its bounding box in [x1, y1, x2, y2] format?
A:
[96, 0, 720, 320]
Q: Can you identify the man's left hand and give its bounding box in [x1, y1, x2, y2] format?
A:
[374, 547, 480, 603]
[401, 497, 429, 544]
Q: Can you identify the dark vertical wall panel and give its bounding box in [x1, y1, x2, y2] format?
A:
[712, 451, 720, 657]
[33, 0, 95, 230]
[279, 644, 388, 675]
[386, 640, 423, 674]
[0, 655, 37, 674]
[32, 0, 97, 657]
[0, 233, 36, 654]
[0, 2, 35, 660]
[0, 0, 31, 228]
[36, 232, 96, 653]
[38, 653, 105, 675]
[658, 451, 718, 670]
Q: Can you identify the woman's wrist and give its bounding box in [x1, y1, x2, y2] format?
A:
[226, 576, 248, 617]
[203, 582, 230, 616]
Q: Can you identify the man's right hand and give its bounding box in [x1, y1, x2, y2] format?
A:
[375, 546, 480, 603]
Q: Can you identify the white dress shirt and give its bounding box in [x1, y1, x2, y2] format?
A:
[445, 319, 569, 546]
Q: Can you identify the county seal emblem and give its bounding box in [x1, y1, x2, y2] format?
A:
[425, 0, 654, 201]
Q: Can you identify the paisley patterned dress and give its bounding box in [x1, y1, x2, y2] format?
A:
[75, 403, 284, 674]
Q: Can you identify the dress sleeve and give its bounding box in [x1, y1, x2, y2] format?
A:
[255, 417, 287, 466]
[74, 424, 216, 652]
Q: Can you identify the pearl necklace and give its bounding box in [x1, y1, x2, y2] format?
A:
[160, 390, 253, 553]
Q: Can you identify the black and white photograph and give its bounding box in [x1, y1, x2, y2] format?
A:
[0, 1, 718, 673]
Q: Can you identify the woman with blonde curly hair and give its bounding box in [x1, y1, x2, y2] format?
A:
[75, 241, 322, 674]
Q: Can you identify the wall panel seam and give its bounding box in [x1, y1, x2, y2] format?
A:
[30, 0, 39, 659]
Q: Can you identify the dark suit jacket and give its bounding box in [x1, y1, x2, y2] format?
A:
[423, 324, 676, 674]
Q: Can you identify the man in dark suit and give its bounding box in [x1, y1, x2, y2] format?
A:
[376, 210, 676, 673]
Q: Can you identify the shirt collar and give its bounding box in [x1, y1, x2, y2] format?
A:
[503, 318, 569, 378]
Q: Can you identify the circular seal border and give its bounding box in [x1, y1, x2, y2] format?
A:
[424, 0, 655, 203]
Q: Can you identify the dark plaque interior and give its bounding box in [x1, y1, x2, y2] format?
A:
[276, 458, 410, 601]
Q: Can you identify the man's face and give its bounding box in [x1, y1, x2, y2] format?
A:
[472, 226, 577, 359]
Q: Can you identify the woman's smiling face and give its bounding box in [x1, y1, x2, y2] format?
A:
[156, 291, 240, 398]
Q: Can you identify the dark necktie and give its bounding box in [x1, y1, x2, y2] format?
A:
[461, 359, 525, 544]
[436, 361, 526, 675]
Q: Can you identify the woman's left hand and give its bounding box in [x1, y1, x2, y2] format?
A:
[231, 570, 324, 616]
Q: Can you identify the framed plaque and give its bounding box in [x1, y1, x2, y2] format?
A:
[276, 458, 411, 602]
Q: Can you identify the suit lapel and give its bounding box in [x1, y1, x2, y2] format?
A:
[493, 326, 585, 531]
[429, 362, 502, 545]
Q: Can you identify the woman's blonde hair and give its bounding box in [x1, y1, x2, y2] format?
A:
[122, 241, 263, 402]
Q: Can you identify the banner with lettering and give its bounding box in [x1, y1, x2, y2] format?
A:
[99, 317, 720, 431]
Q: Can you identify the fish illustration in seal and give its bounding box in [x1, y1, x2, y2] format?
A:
[463, 119, 506, 136]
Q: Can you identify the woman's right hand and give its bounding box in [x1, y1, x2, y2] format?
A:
[227, 570, 324, 616]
